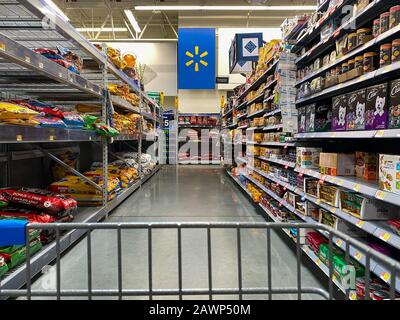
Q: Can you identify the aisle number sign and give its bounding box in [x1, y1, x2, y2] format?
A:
[178, 28, 216, 89]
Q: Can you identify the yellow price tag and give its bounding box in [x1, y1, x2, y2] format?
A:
[316, 259, 321, 266]
[316, 199, 321, 205]
[337, 179, 344, 186]
[381, 272, 391, 282]
[49, 135, 55, 141]
[353, 184, 361, 192]
[380, 232, 391, 242]
[331, 208, 337, 213]
[350, 292, 357, 300]
[356, 221, 365, 229]
[25, 56, 31, 63]
[376, 130, 385, 137]
[336, 239, 343, 247]
[0, 43, 5, 51]
[355, 252, 363, 261]
[376, 191, 386, 200]
[330, 177, 337, 184]
[16, 135, 23, 141]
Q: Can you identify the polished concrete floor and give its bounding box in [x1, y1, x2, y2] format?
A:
[31, 166, 329, 300]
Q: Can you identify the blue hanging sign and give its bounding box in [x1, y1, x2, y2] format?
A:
[178, 28, 216, 90]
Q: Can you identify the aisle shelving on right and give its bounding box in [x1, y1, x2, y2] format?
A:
[225, 0, 400, 300]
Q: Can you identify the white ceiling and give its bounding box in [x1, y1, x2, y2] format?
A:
[54, 0, 316, 40]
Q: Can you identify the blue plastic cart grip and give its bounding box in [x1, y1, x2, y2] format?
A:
[0, 220, 28, 246]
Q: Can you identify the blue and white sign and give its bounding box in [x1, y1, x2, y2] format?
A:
[229, 33, 263, 74]
[178, 28, 216, 90]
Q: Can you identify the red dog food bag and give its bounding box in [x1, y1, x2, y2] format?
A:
[0, 188, 77, 215]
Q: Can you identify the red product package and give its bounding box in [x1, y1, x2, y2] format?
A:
[0, 188, 77, 215]
[0, 207, 57, 223]
[10, 100, 64, 119]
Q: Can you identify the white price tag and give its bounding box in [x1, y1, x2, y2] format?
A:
[25, 56, 31, 63]
[38, 62, 44, 69]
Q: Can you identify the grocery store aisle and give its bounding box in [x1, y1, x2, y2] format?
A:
[31, 166, 327, 300]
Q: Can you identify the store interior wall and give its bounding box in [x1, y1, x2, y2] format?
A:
[105, 42, 177, 97]
[178, 89, 225, 113]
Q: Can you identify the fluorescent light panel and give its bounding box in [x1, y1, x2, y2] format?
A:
[77, 27, 128, 32]
[124, 9, 142, 33]
[134, 5, 317, 11]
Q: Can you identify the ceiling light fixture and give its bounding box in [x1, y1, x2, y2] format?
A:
[76, 27, 128, 32]
[134, 5, 317, 11]
[124, 9, 142, 33]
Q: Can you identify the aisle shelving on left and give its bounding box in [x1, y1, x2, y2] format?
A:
[0, 0, 162, 295]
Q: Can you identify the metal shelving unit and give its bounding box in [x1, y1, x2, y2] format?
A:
[236, 167, 400, 292]
[0, 0, 163, 295]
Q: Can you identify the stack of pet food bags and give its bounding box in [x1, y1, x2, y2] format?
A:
[108, 83, 140, 107]
[0, 100, 86, 129]
[0, 188, 78, 275]
[85, 161, 139, 189]
[33, 47, 83, 74]
[116, 152, 156, 177]
[48, 173, 121, 206]
[113, 112, 141, 135]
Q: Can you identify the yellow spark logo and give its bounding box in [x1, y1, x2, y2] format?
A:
[185, 46, 208, 72]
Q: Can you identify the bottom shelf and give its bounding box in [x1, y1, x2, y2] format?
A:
[0, 165, 161, 297]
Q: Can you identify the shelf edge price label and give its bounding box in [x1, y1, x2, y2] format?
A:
[350, 292, 357, 300]
[376, 190, 386, 200]
[375, 130, 385, 138]
[355, 252, 363, 261]
[353, 184, 361, 192]
[379, 232, 391, 242]
[0, 43, 5, 51]
[16, 135, 23, 142]
[356, 220, 365, 229]
[381, 272, 391, 282]
[337, 179, 344, 186]
[336, 239, 343, 247]
[38, 62, 44, 69]
[25, 56, 31, 63]
[49, 135, 55, 141]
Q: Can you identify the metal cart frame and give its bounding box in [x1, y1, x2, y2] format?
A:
[1, 221, 400, 300]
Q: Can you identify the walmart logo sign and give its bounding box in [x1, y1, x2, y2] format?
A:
[178, 28, 216, 89]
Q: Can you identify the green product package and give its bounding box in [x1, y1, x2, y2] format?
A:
[333, 255, 365, 281]
[0, 239, 42, 269]
[318, 244, 343, 266]
[83, 115, 120, 138]
[0, 257, 9, 277]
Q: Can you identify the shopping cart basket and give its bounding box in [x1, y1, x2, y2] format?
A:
[0, 222, 399, 300]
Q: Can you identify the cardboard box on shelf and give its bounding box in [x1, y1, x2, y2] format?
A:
[346, 89, 366, 131]
[318, 183, 341, 207]
[332, 95, 347, 131]
[379, 154, 400, 196]
[297, 147, 322, 169]
[355, 152, 378, 180]
[319, 153, 355, 176]
[339, 189, 400, 220]
[389, 79, 400, 129]
[365, 83, 388, 130]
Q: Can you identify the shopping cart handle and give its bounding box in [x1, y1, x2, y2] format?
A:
[0, 220, 28, 246]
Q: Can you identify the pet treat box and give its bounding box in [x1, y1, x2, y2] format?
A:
[315, 105, 332, 132]
[365, 83, 388, 130]
[389, 79, 400, 129]
[296, 147, 322, 169]
[319, 153, 355, 176]
[331, 94, 347, 131]
[306, 104, 316, 132]
[379, 154, 400, 196]
[346, 89, 366, 131]
[355, 151, 378, 180]
[298, 106, 306, 133]
[339, 189, 400, 220]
